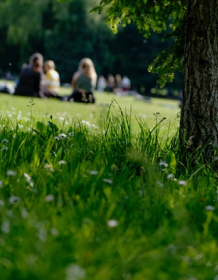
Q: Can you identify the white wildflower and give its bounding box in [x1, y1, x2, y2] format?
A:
[156, 181, 163, 187]
[178, 180, 187, 186]
[206, 205, 215, 211]
[66, 264, 86, 280]
[91, 124, 99, 129]
[81, 120, 91, 127]
[58, 160, 66, 165]
[44, 164, 54, 172]
[59, 133, 67, 139]
[1, 147, 8, 151]
[2, 220, 10, 234]
[24, 173, 34, 187]
[0, 200, 4, 206]
[9, 196, 20, 204]
[90, 170, 98, 175]
[159, 161, 168, 168]
[50, 228, 59, 236]
[138, 190, 143, 196]
[59, 117, 65, 121]
[21, 208, 29, 219]
[103, 178, 113, 184]
[69, 132, 74, 137]
[2, 139, 9, 143]
[45, 194, 54, 202]
[167, 174, 174, 179]
[7, 170, 16, 176]
[38, 227, 47, 242]
[107, 219, 119, 228]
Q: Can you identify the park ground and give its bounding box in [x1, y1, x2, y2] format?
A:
[0, 89, 218, 280]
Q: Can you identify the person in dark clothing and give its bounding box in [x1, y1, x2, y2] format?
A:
[14, 53, 44, 97]
[14, 53, 59, 98]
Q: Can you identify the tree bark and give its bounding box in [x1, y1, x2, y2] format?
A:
[179, 0, 218, 164]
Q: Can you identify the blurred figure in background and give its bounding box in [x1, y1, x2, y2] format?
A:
[122, 76, 131, 91]
[115, 74, 122, 89]
[44, 60, 60, 95]
[96, 75, 106, 92]
[62, 58, 97, 103]
[14, 53, 45, 97]
[105, 74, 115, 93]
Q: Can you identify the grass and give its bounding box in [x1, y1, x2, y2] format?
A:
[0, 90, 218, 280]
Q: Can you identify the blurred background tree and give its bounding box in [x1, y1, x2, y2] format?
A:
[0, 0, 183, 94]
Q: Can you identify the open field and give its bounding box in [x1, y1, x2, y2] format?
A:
[0, 90, 218, 280]
[0, 89, 180, 133]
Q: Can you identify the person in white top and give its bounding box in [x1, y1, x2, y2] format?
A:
[122, 76, 131, 91]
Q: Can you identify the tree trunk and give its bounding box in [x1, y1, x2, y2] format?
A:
[179, 0, 218, 164]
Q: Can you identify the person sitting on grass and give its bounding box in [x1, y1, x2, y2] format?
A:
[61, 58, 97, 103]
[14, 53, 45, 97]
[14, 53, 60, 98]
[44, 60, 60, 95]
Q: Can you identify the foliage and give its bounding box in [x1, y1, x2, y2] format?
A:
[90, 0, 187, 87]
[0, 95, 218, 279]
[0, 0, 183, 90]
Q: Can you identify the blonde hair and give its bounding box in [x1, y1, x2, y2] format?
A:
[79, 58, 97, 84]
[44, 60, 55, 70]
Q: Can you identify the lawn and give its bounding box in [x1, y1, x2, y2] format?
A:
[0, 90, 218, 280]
[0, 89, 180, 132]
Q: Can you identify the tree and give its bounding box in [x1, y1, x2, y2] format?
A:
[85, 0, 218, 165]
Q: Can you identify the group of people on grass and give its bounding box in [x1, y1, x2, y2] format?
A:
[13, 52, 97, 103]
[96, 74, 131, 95]
[1, 52, 132, 103]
